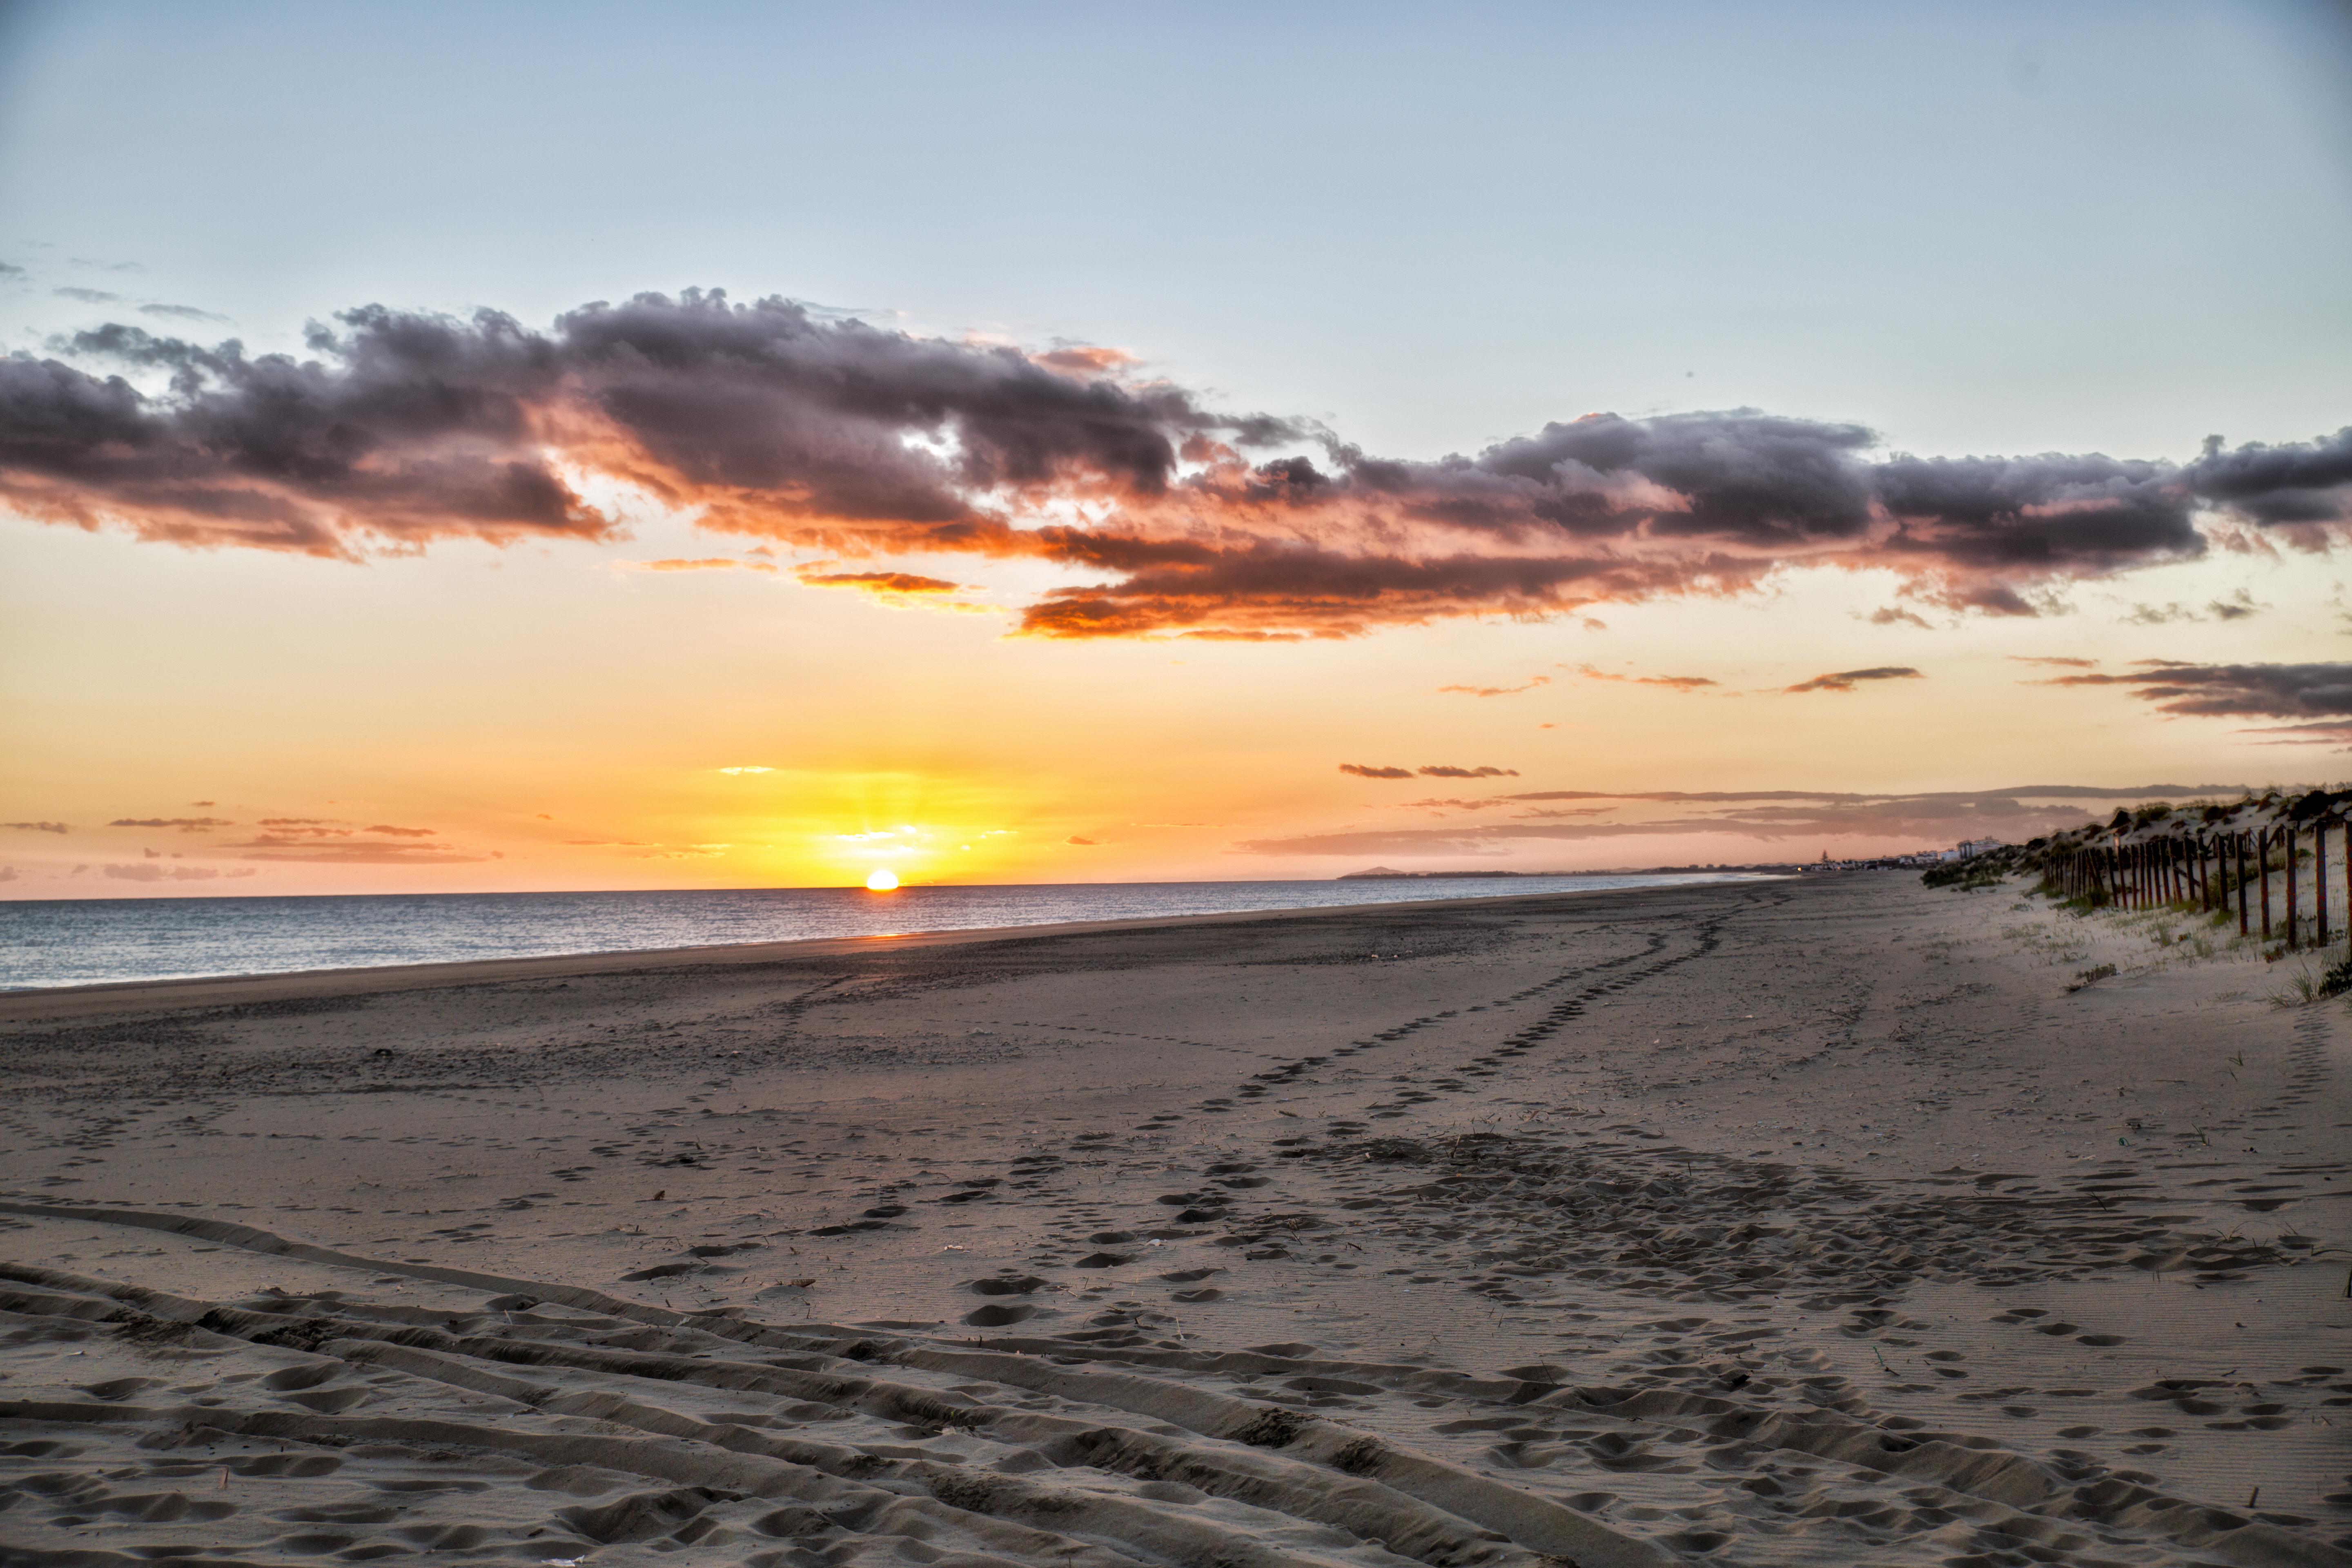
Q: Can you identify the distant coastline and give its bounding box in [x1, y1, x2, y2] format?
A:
[1340, 862, 1805, 880]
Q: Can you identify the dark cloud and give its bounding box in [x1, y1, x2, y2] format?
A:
[1437, 675, 1549, 696]
[2, 286, 2345, 636]
[2043, 660, 2352, 720]
[107, 815, 232, 831]
[1784, 666, 1924, 694]
[2183, 427, 2352, 528]
[5, 820, 68, 834]
[1868, 606, 1935, 627]
[1340, 764, 1415, 779]
[53, 287, 120, 304]
[2009, 655, 2097, 668]
[0, 263, 25, 280]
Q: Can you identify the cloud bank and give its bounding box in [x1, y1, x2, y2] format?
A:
[1240, 784, 2255, 859]
[4, 288, 2348, 637]
[2044, 660, 2352, 745]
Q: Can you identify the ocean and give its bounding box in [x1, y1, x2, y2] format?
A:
[0, 873, 1763, 991]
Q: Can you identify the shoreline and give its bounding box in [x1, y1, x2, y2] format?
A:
[0, 875, 1777, 1022]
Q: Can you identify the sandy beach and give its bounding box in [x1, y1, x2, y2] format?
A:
[2, 873, 2346, 1566]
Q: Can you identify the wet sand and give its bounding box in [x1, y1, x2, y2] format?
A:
[2, 874, 2346, 1566]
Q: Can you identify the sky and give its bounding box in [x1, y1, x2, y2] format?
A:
[2, 0, 2350, 896]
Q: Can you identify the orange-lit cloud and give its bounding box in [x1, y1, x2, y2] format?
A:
[797, 570, 965, 595]
[626, 557, 779, 573]
[1437, 675, 1550, 697]
[1570, 664, 1717, 690]
[1032, 345, 1138, 376]
[7, 290, 2348, 639]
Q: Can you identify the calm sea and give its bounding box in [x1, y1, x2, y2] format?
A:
[0, 874, 1763, 991]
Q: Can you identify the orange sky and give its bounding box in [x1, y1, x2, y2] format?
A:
[2, 489, 2336, 898]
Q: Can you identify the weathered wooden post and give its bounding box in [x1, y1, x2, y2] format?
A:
[2237, 832, 2250, 935]
[2319, 820, 2331, 947]
[2287, 823, 2300, 948]
[2259, 829, 2272, 940]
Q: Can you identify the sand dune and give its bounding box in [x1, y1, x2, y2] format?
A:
[2, 876, 2346, 1564]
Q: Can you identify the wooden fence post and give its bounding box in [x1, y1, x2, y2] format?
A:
[2320, 821, 2332, 947]
[2259, 829, 2272, 940]
[2287, 825, 2300, 948]
[2237, 832, 2249, 935]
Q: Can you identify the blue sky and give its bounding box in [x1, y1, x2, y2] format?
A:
[4, 0, 2347, 463]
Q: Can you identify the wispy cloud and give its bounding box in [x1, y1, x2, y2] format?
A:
[1341, 763, 1519, 780]
[1437, 675, 1550, 697]
[107, 815, 232, 831]
[797, 570, 964, 595]
[1571, 664, 1716, 691]
[625, 556, 778, 573]
[102, 862, 256, 882]
[1784, 666, 1924, 695]
[4, 820, 68, 834]
[137, 303, 230, 323]
[2121, 587, 2262, 625]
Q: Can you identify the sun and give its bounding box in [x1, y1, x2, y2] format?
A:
[864, 868, 900, 891]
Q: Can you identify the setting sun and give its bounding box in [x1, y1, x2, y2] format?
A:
[864, 868, 899, 891]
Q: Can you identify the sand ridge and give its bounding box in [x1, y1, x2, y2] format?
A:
[2, 875, 2347, 1564]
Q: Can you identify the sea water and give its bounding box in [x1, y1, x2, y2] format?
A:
[0, 873, 1764, 990]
